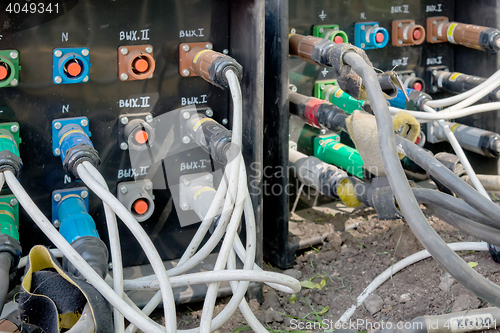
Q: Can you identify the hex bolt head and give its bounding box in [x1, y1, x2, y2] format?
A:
[182, 136, 190, 144]
[290, 28, 296, 34]
[120, 73, 129, 81]
[80, 190, 89, 198]
[222, 118, 228, 125]
[205, 174, 213, 183]
[182, 69, 190, 76]
[432, 86, 438, 92]
[120, 186, 128, 194]
[398, 40, 403, 45]
[319, 28, 324, 33]
[10, 125, 19, 133]
[182, 112, 191, 120]
[53, 193, 62, 202]
[361, 25, 365, 30]
[54, 122, 62, 130]
[121, 48, 129, 55]
[81, 49, 89, 56]
[145, 114, 153, 123]
[10, 79, 18, 86]
[433, 37, 437, 42]
[205, 109, 214, 117]
[291, 86, 298, 93]
[82, 76, 89, 83]
[433, 20, 437, 25]
[320, 129, 327, 135]
[320, 84, 326, 90]
[205, 43, 213, 50]
[432, 70, 438, 76]
[54, 76, 62, 84]
[145, 46, 153, 54]
[120, 117, 129, 125]
[222, 49, 229, 55]
[9, 51, 18, 59]
[120, 142, 129, 150]
[398, 23, 403, 28]
[144, 181, 153, 190]
[183, 179, 190, 186]
[182, 204, 190, 211]
[108, 262, 113, 269]
[182, 44, 190, 52]
[80, 119, 88, 127]
[54, 50, 62, 57]
[9, 198, 18, 206]
[54, 220, 61, 228]
[54, 148, 61, 156]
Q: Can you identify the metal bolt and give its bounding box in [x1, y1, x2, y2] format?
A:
[432, 70, 438, 76]
[54, 220, 61, 228]
[148, 74, 153, 79]
[433, 20, 437, 25]
[360, 43, 365, 48]
[120, 186, 128, 194]
[81, 49, 89, 56]
[205, 43, 213, 50]
[9, 198, 17, 206]
[205, 174, 213, 183]
[120, 142, 128, 150]
[290, 28, 296, 34]
[53, 193, 62, 202]
[291, 86, 297, 93]
[54, 122, 62, 130]
[222, 49, 229, 55]
[80, 190, 88, 198]
[182, 44, 190, 52]
[319, 28, 325, 33]
[320, 129, 327, 135]
[398, 23, 403, 28]
[411, 73, 416, 77]
[432, 86, 438, 92]
[54, 50, 62, 57]
[108, 262, 113, 269]
[222, 118, 228, 125]
[121, 48, 129, 55]
[374, 24, 379, 28]
[320, 84, 326, 90]
[183, 179, 190, 186]
[205, 109, 214, 117]
[433, 37, 437, 42]
[80, 119, 88, 127]
[144, 181, 153, 190]
[120, 73, 128, 80]
[82, 76, 89, 83]
[182, 203, 190, 211]
[182, 69, 190, 76]
[120, 117, 129, 125]
[398, 40, 403, 45]
[182, 136, 191, 144]
[361, 25, 365, 30]
[10, 125, 18, 133]
[10, 79, 18, 86]
[54, 148, 61, 156]
[182, 112, 191, 120]
[145, 46, 153, 54]
[145, 114, 153, 123]
[9, 51, 18, 59]
[54, 76, 62, 84]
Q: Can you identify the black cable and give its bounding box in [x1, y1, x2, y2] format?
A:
[397, 135, 500, 225]
[412, 188, 497, 229]
[0, 253, 11, 314]
[343, 51, 500, 308]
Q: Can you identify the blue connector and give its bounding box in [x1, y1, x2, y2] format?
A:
[52, 47, 91, 85]
[388, 88, 415, 109]
[52, 187, 108, 278]
[354, 22, 389, 50]
[52, 117, 100, 179]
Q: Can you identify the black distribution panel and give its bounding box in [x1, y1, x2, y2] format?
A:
[0, 0, 264, 268]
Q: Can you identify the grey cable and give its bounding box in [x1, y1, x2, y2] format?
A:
[0, 254, 11, 315]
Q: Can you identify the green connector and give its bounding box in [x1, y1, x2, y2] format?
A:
[314, 80, 364, 114]
[0, 50, 20, 88]
[0, 122, 21, 157]
[314, 134, 364, 179]
[313, 25, 348, 44]
[0, 195, 19, 241]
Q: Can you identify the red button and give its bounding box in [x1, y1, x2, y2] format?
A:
[413, 82, 423, 91]
[134, 58, 149, 73]
[66, 62, 82, 77]
[133, 199, 149, 215]
[134, 130, 149, 144]
[0, 65, 8, 80]
[413, 29, 421, 40]
[334, 35, 344, 44]
[375, 32, 385, 43]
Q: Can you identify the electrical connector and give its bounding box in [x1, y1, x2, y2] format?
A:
[354, 22, 389, 50]
[314, 81, 366, 114]
[52, 117, 100, 179]
[119, 113, 155, 151]
[52, 187, 108, 279]
[179, 42, 243, 90]
[0, 123, 22, 178]
[392, 20, 425, 46]
[314, 135, 365, 179]
[0, 50, 20, 88]
[312, 24, 348, 44]
[432, 70, 500, 101]
[0, 194, 21, 273]
[117, 180, 155, 222]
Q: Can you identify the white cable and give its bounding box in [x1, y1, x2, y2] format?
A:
[389, 102, 500, 121]
[426, 69, 500, 108]
[443, 78, 500, 113]
[422, 105, 490, 198]
[3, 170, 165, 333]
[336, 242, 489, 324]
[84, 164, 125, 333]
[77, 163, 177, 333]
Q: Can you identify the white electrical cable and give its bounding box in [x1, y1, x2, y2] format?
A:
[3, 170, 166, 333]
[83, 163, 125, 333]
[77, 163, 177, 333]
[426, 68, 500, 108]
[336, 242, 489, 324]
[389, 102, 500, 121]
[422, 105, 490, 198]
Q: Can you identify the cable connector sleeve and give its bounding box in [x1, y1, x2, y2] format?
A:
[0, 234, 21, 273]
[63, 236, 109, 279]
[63, 143, 100, 180]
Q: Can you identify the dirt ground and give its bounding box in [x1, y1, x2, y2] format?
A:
[171, 204, 500, 333]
